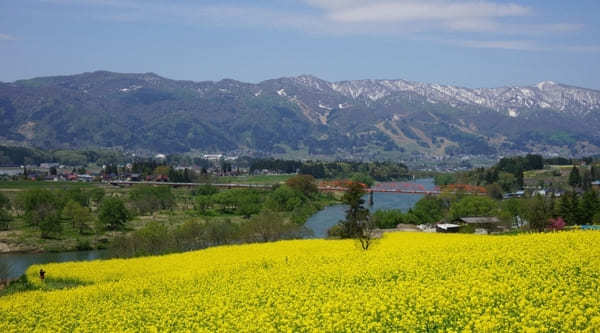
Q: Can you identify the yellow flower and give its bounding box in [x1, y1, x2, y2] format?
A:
[1, 231, 599, 331]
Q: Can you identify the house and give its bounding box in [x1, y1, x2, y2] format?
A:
[503, 191, 525, 199]
[40, 162, 59, 169]
[0, 168, 23, 176]
[417, 224, 437, 233]
[77, 174, 94, 182]
[436, 223, 460, 233]
[456, 217, 505, 234]
[203, 154, 223, 161]
[127, 173, 142, 181]
[457, 217, 502, 224]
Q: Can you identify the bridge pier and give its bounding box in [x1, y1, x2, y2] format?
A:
[368, 190, 374, 206]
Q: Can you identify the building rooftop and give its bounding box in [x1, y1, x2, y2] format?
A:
[437, 223, 460, 230]
[458, 217, 501, 224]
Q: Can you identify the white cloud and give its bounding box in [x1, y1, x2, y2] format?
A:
[447, 39, 600, 53]
[452, 39, 544, 51]
[327, 1, 530, 23]
[299, 0, 587, 38]
[41, 0, 592, 52]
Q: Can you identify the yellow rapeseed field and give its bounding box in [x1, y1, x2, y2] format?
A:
[1, 232, 600, 332]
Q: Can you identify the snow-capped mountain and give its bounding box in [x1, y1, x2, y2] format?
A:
[1, 71, 599, 160]
[287, 75, 600, 117]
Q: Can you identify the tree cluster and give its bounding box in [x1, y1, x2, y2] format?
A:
[193, 175, 326, 223]
[110, 211, 310, 258]
[371, 195, 499, 229]
[11, 187, 129, 238]
[249, 158, 409, 181]
[129, 185, 176, 215]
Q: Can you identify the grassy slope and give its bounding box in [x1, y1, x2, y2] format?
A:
[1, 232, 599, 331]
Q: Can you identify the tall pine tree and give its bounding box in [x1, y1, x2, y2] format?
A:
[579, 190, 600, 225]
[568, 166, 581, 188]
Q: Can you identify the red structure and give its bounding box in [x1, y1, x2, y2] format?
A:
[319, 180, 439, 194]
[440, 184, 487, 195]
[318, 180, 367, 190]
[372, 182, 429, 193]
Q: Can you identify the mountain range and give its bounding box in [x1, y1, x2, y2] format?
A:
[1, 71, 599, 162]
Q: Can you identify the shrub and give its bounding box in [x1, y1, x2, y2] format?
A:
[548, 217, 566, 231]
[129, 186, 175, 215]
[97, 197, 130, 231]
[372, 210, 404, 228]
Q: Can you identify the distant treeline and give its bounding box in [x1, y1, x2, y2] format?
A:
[435, 154, 600, 192]
[0, 145, 243, 169]
[434, 154, 546, 190]
[249, 159, 410, 181]
[0, 145, 128, 167]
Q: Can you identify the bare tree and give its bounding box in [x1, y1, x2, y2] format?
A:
[357, 216, 377, 250]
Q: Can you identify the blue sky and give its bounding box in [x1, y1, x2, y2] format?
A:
[1, 0, 599, 89]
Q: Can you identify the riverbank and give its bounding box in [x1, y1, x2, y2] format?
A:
[0, 224, 112, 255]
[0, 249, 110, 282]
[0, 231, 40, 254]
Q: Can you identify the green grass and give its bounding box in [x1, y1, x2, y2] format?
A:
[0, 274, 91, 297]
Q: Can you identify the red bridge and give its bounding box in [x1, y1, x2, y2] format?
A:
[318, 181, 441, 195]
[109, 181, 484, 195]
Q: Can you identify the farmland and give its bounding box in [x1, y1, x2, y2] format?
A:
[2, 231, 599, 331]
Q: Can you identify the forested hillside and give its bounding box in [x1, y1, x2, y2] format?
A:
[1, 71, 599, 160]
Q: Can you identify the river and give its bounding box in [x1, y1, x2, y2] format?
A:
[0, 179, 435, 280]
[0, 250, 110, 280]
[305, 178, 435, 238]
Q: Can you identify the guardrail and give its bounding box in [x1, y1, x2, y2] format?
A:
[108, 181, 274, 189]
[109, 181, 486, 195]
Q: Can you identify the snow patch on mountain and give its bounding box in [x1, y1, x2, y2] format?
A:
[537, 81, 556, 90]
[324, 78, 600, 115]
[318, 103, 333, 111]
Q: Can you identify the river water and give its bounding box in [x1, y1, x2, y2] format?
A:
[0, 250, 110, 280]
[305, 178, 435, 238]
[0, 179, 434, 280]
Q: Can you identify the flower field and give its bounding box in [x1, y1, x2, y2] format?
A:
[1, 232, 600, 332]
